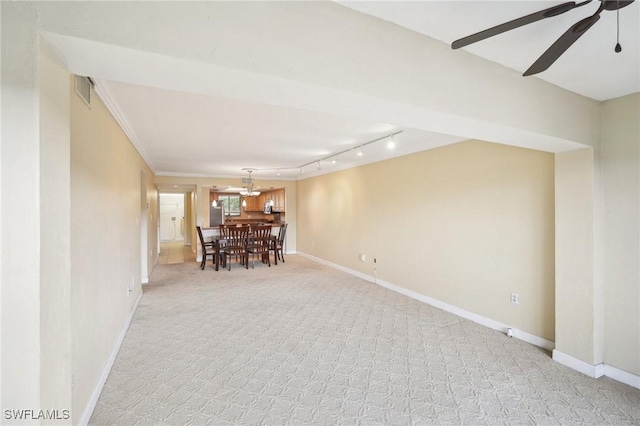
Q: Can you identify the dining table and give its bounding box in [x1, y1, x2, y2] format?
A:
[204, 225, 279, 271]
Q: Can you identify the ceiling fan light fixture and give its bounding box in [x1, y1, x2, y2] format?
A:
[451, 0, 636, 76]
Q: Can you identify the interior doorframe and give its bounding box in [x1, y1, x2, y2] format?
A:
[140, 170, 149, 283]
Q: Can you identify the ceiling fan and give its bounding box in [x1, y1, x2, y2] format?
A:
[451, 0, 635, 76]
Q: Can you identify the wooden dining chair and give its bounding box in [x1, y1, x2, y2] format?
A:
[196, 226, 215, 270]
[222, 226, 250, 270]
[217, 224, 233, 268]
[247, 225, 273, 268]
[270, 223, 288, 263]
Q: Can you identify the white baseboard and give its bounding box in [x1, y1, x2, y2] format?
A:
[79, 289, 143, 426]
[552, 350, 603, 378]
[604, 364, 640, 389]
[551, 350, 640, 389]
[297, 252, 555, 352]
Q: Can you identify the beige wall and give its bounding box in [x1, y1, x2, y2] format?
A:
[70, 76, 158, 421]
[601, 93, 640, 376]
[297, 140, 555, 340]
[554, 148, 600, 365]
[2, 3, 42, 413]
[39, 46, 73, 423]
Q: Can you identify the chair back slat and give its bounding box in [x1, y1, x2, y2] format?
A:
[277, 223, 288, 244]
[252, 225, 272, 247]
[225, 226, 249, 251]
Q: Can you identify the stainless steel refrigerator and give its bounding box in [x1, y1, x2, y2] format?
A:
[210, 205, 225, 227]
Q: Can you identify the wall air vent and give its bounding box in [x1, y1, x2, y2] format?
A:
[74, 75, 94, 108]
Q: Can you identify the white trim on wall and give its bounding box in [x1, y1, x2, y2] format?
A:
[552, 350, 604, 378]
[553, 350, 640, 389]
[604, 364, 640, 389]
[298, 251, 640, 391]
[79, 290, 143, 426]
[93, 81, 156, 173]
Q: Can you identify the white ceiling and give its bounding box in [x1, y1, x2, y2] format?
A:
[98, 79, 465, 180]
[340, 1, 640, 101]
[55, 1, 638, 182]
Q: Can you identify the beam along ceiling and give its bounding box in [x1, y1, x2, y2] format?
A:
[49, 1, 637, 181]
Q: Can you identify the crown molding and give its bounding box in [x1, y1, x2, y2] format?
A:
[93, 79, 157, 174]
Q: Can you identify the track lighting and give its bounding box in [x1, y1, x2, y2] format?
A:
[254, 131, 402, 177]
[387, 134, 396, 149]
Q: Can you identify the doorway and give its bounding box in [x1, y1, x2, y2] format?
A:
[159, 193, 185, 242]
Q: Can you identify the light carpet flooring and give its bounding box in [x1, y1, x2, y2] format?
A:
[90, 255, 639, 425]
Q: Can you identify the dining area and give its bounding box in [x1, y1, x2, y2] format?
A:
[196, 223, 288, 271]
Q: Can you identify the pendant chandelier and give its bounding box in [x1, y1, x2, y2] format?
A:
[239, 169, 260, 197]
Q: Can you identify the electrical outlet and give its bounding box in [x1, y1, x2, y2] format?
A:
[359, 253, 366, 262]
[510, 293, 519, 305]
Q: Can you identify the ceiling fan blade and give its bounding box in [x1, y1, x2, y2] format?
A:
[451, 1, 590, 50]
[523, 14, 600, 76]
[602, 0, 635, 11]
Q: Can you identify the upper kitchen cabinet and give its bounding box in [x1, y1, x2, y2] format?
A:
[243, 195, 261, 212]
[271, 188, 285, 212]
[258, 193, 267, 208]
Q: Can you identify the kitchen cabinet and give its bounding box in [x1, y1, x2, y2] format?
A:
[271, 189, 285, 212]
[243, 196, 261, 212]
